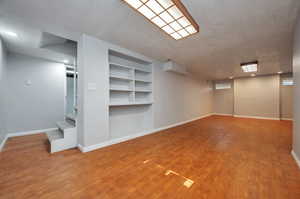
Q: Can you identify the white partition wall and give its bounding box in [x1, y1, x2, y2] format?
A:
[77, 34, 213, 152]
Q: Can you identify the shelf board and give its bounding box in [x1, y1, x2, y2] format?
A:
[110, 88, 133, 92]
[110, 75, 133, 81]
[109, 62, 132, 70]
[135, 79, 151, 83]
[109, 101, 153, 106]
[135, 68, 151, 73]
[135, 90, 152, 93]
[110, 62, 151, 73]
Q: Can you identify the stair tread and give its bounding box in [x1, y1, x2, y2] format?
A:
[57, 121, 75, 130]
[66, 113, 76, 121]
[46, 130, 63, 142]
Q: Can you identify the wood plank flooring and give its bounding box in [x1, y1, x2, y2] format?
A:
[1, 115, 300, 199]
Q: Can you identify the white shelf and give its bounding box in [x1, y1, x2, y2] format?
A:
[135, 68, 151, 73]
[135, 78, 151, 83]
[109, 101, 153, 106]
[110, 88, 133, 92]
[109, 62, 132, 70]
[109, 53, 152, 107]
[135, 89, 152, 93]
[110, 74, 133, 81]
[110, 62, 151, 73]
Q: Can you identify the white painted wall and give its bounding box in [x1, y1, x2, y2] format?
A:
[77, 35, 214, 151]
[5, 53, 65, 134]
[77, 35, 110, 147]
[234, 75, 280, 119]
[293, 14, 300, 159]
[153, 62, 213, 128]
[0, 36, 8, 144]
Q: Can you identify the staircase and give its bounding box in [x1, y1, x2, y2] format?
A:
[46, 114, 77, 153]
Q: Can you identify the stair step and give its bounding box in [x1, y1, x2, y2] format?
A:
[46, 130, 63, 142]
[66, 113, 76, 122]
[57, 121, 75, 130]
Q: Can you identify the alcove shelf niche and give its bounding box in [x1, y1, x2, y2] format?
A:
[109, 50, 153, 106]
[108, 50, 153, 140]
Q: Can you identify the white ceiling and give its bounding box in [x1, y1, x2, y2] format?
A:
[0, 0, 299, 79]
[0, 16, 77, 65]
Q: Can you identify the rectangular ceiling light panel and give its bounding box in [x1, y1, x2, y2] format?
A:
[123, 0, 199, 40]
[241, 61, 258, 73]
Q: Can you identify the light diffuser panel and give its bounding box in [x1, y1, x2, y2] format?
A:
[241, 61, 258, 73]
[123, 0, 199, 40]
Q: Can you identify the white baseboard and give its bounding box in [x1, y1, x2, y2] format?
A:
[233, 115, 280, 120]
[213, 113, 233, 116]
[0, 128, 58, 152]
[7, 128, 58, 137]
[291, 150, 300, 169]
[78, 113, 213, 153]
[281, 118, 293, 121]
[0, 134, 9, 152]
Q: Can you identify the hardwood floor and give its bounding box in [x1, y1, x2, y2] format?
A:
[1, 115, 300, 199]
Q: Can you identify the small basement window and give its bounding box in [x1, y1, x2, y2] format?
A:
[282, 78, 294, 86]
[215, 83, 231, 90]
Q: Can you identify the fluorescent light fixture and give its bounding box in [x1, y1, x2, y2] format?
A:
[1, 30, 18, 38]
[241, 61, 258, 73]
[277, 71, 283, 74]
[63, 59, 69, 64]
[123, 0, 199, 40]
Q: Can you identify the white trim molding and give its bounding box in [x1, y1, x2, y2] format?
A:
[7, 128, 58, 137]
[281, 118, 293, 121]
[233, 115, 280, 120]
[213, 113, 233, 116]
[0, 128, 58, 152]
[78, 113, 213, 153]
[0, 134, 9, 152]
[291, 150, 300, 169]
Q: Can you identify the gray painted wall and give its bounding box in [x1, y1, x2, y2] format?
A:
[213, 80, 234, 115]
[280, 74, 293, 119]
[77, 35, 110, 147]
[293, 15, 300, 159]
[5, 53, 65, 134]
[0, 37, 7, 145]
[234, 75, 280, 119]
[66, 76, 75, 115]
[153, 62, 213, 128]
[77, 35, 214, 149]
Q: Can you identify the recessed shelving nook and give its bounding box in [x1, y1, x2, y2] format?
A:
[109, 50, 153, 139]
[109, 50, 153, 106]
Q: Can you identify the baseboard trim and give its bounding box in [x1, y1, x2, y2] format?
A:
[291, 150, 300, 169]
[233, 115, 280, 120]
[79, 113, 213, 153]
[281, 118, 293, 121]
[213, 113, 233, 116]
[0, 134, 9, 152]
[0, 128, 58, 152]
[7, 128, 58, 137]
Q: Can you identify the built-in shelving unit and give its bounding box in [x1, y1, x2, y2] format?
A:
[109, 51, 153, 106]
[108, 50, 153, 140]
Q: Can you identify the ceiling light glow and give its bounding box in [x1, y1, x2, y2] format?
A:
[241, 61, 258, 73]
[123, 0, 199, 40]
[63, 59, 69, 64]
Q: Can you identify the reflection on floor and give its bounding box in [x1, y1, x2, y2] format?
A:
[0, 115, 300, 199]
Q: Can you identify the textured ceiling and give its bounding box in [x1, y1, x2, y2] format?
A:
[0, 0, 299, 79]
